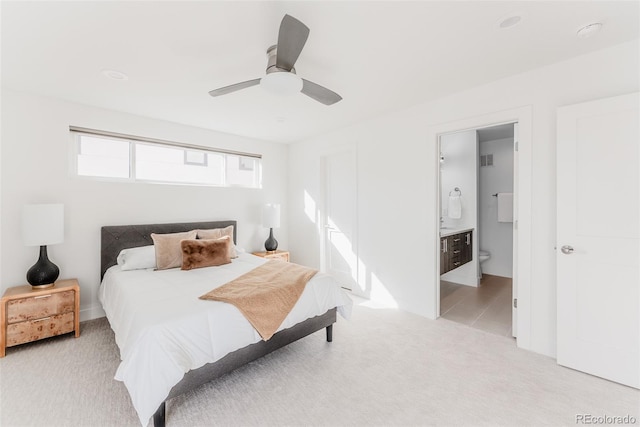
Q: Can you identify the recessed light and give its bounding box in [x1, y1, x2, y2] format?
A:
[101, 69, 129, 81]
[577, 22, 603, 38]
[498, 15, 522, 29]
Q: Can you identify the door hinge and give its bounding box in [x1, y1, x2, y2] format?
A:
[513, 298, 518, 308]
[514, 141, 519, 152]
[514, 219, 518, 230]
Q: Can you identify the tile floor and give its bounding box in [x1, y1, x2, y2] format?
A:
[440, 274, 514, 338]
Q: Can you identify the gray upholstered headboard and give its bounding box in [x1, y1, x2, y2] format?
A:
[100, 220, 237, 280]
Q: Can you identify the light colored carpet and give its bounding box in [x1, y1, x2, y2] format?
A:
[1, 298, 638, 427]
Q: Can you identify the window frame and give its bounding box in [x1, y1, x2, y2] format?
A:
[70, 127, 262, 189]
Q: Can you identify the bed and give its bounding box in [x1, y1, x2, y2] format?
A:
[99, 220, 352, 427]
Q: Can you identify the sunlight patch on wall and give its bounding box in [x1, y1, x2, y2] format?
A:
[356, 272, 398, 309]
[370, 272, 399, 308]
[304, 190, 398, 307]
[327, 216, 358, 282]
[304, 190, 317, 224]
[356, 258, 367, 294]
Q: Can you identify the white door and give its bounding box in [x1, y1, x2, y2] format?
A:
[322, 149, 358, 291]
[557, 92, 639, 388]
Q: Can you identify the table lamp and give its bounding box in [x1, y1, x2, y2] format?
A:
[262, 203, 280, 252]
[23, 204, 64, 288]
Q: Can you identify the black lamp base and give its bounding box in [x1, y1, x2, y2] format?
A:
[264, 228, 278, 252]
[26, 245, 59, 288]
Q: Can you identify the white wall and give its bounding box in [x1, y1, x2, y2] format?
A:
[0, 89, 288, 320]
[479, 137, 514, 278]
[288, 40, 639, 358]
[439, 130, 478, 286]
[440, 130, 477, 230]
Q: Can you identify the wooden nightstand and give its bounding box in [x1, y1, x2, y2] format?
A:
[0, 278, 80, 357]
[252, 250, 290, 262]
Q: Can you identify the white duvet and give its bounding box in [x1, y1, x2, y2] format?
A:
[99, 253, 352, 426]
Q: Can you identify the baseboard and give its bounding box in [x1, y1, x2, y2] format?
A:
[80, 304, 105, 322]
[482, 272, 513, 279]
[441, 271, 479, 287]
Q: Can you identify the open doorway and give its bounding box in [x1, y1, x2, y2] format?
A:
[429, 105, 532, 349]
[438, 123, 516, 338]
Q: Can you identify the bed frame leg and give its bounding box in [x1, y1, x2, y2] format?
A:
[153, 401, 166, 427]
[326, 324, 333, 342]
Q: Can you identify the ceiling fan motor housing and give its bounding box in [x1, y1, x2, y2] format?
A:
[265, 45, 296, 74]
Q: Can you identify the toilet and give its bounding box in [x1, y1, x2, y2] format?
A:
[478, 250, 491, 276]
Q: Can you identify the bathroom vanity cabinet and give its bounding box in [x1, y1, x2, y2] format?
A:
[440, 231, 473, 274]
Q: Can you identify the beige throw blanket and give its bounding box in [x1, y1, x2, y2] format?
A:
[200, 260, 318, 340]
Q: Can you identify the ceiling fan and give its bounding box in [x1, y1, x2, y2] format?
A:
[208, 14, 342, 106]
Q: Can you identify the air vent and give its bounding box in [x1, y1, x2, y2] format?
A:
[480, 154, 494, 167]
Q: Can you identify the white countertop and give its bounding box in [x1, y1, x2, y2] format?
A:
[440, 227, 474, 238]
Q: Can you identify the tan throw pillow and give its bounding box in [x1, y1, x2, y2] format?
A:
[151, 230, 198, 270]
[196, 226, 237, 258]
[181, 236, 231, 270]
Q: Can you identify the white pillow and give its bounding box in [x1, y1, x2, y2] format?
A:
[116, 245, 157, 271]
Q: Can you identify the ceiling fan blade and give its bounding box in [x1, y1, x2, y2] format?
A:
[275, 14, 310, 71]
[301, 79, 342, 105]
[208, 79, 261, 97]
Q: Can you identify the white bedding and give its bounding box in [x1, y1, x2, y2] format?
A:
[99, 253, 352, 426]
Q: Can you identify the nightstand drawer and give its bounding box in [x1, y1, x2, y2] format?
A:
[6, 312, 75, 347]
[6, 290, 75, 324]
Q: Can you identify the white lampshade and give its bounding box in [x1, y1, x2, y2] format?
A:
[23, 204, 64, 246]
[262, 204, 281, 228]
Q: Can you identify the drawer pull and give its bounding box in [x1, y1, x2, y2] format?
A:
[34, 295, 52, 299]
[454, 262, 461, 266]
[33, 316, 51, 322]
[453, 238, 461, 242]
[453, 250, 460, 254]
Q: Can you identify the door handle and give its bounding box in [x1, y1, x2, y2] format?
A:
[560, 245, 574, 255]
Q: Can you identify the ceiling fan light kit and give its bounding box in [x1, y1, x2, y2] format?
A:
[261, 72, 303, 95]
[208, 14, 342, 106]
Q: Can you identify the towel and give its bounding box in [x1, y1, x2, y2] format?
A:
[448, 195, 462, 219]
[497, 192, 513, 222]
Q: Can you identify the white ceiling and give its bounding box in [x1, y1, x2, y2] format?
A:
[2, 1, 638, 143]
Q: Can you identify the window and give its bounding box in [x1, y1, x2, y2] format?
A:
[226, 154, 261, 187]
[71, 128, 262, 188]
[135, 143, 225, 185]
[77, 135, 130, 178]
